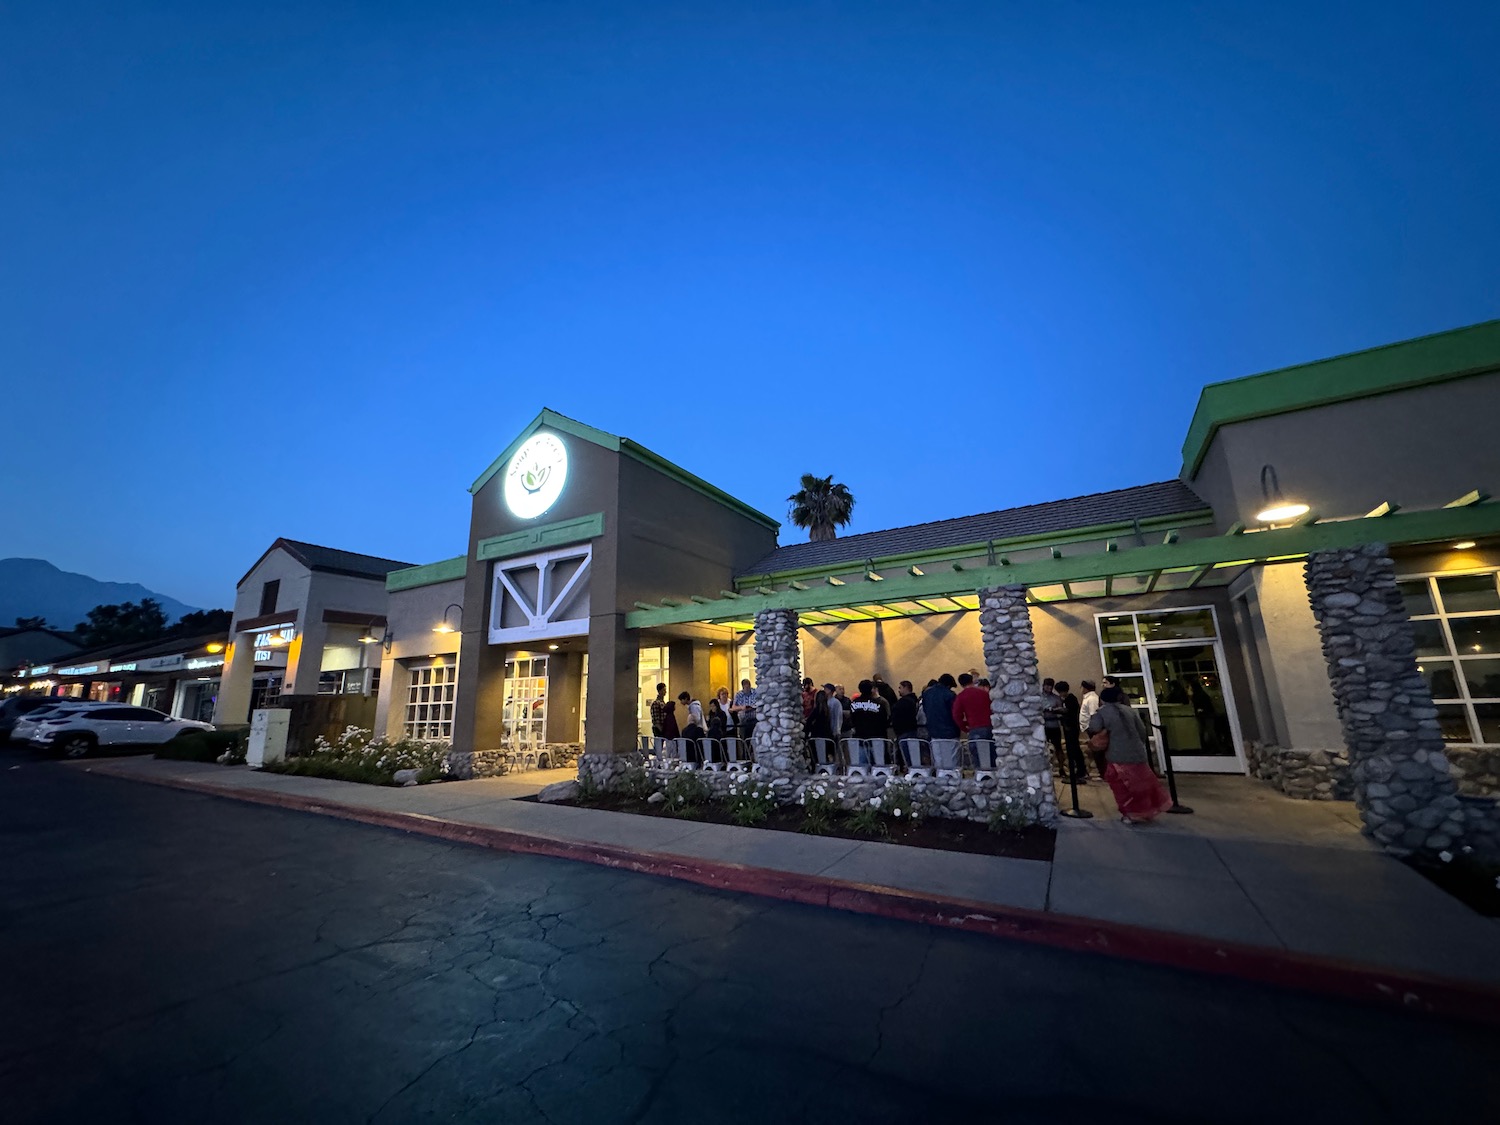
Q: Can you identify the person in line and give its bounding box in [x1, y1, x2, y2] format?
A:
[849, 679, 891, 766]
[1078, 679, 1104, 778]
[706, 696, 729, 742]
[649, 683, 670, 754]
[731, 679, 758, 745]
[870, 674, 898, 709]
[1056, 680, 1086, 784]
[679, 691, 705, 762]
[952, 672, 993, 769]
[1041, 677, 1067, 777]
[823, 683, 844, 753]
[714, 685, 735, 742]
[921, 674, 960, 769]
[891, 679, 921, 769]
[801, 677, 816, 721]
[834, 684, 854, 736]
[1088, 685, 1173, 823]
[805, 688, 835, 769]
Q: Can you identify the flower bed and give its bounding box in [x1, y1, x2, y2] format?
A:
[260, 725, 453, 787]
[554, 772, 1054, 861]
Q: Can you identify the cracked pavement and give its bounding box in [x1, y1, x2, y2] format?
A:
[3, 755, 1497, 1124]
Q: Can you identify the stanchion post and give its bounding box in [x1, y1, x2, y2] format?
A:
[1151, 721, 1194, 815]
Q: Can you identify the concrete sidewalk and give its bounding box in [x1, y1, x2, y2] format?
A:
[76, 756, 1500, 1005]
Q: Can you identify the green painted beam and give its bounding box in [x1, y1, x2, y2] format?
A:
[386, 555, 466, 592]
[476, 512, 605, 561]
[624, 501, 1500, 629]
[732, 509, 1216, 588]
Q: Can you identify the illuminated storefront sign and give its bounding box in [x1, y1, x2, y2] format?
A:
[27, 665, 50, 677]
[504, 433, 568, 519]
[186, 656, 225, 670]
[57, 664, 102, 676]
[111, 662, 138, 673]
[253, 626, 295, 662]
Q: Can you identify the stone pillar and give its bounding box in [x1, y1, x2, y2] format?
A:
[750, 608, 808, 780]
[1304, 545, 1466, 855]
[978, 585, 1058, 825]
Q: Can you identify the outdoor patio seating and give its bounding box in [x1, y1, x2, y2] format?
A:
[808, 737, 839, 776]
[900, 737, 932, 777]
[722, 737, 751, 772]
[698, 737, 725, 771]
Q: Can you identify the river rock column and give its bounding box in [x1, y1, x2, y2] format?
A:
[979, 584, 1058, 825]
[1304, 545, 1466, 855]
[750, 608, 808, 781]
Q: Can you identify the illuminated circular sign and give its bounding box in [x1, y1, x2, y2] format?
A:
[503, 433, 568, 519]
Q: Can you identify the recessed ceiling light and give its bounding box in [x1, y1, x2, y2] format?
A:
[1453, 540, 1477, 550]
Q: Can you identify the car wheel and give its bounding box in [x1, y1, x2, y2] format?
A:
[58, 734, 95, 759]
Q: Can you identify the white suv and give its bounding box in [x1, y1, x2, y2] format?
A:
[11, 701, 113, 743]
[31, 706, 214, 758]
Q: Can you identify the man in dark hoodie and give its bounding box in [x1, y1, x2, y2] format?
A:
[921, 673, 960, 770]
[849, 679, 891, 767]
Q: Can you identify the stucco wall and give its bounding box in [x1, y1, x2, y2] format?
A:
[799, 613, 985, 692]
[374, 577, 464, 739]
[1189, 371, 1500, 529]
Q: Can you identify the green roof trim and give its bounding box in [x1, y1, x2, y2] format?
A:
[477, 512, 605, 562]
[386, 556, 466, 592]
[1181, 319, 1500, 477]
[626, 500, 1500, 629]
[734, 510, 1215, 588]
[469, 409, 621, 494]
[467, 407, 778, 530]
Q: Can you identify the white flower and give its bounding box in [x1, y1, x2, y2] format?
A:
[893, 807, 903, 818]
[869, 796, 880, 807]
[1439, 851, 1453, 863]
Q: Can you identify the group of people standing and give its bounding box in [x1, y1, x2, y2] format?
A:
[1041, 674, 1173, 824]
[648, 666, 1173, 825]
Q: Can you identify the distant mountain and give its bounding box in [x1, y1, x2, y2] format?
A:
[0, 558, 202, 630]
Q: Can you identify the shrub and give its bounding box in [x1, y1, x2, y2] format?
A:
[156, 729, 247, 764]
[987, 791, 1030, 833]
[877, 779, 929, 825]
[662, 770, 712, 817]
[617, 763, 656, 801]
[847, 795, 888, 837]
[263, 725, 450, 786]
[725, 775, 777, 826]
[798, 780, 842, 835]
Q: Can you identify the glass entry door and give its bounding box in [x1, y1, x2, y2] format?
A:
[1144, 644, 1240, 772]
[502, 653, 548, 750]
[1096, 608, 1246, 774]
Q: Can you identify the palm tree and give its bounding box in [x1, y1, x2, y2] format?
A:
[787, 474, 855, 542]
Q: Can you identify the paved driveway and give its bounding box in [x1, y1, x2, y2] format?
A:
[3, 754, 1495, 1124]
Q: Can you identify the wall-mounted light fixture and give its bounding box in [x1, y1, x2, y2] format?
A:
[206, 642, 225, 654]
[358, 623, 393, 653]
[1453, 540, 1478, 551]
[1255, 464, 1310, 524]
[433, 604, 463, 634]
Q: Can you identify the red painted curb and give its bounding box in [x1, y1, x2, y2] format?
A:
[85, 764, 1500, 1028]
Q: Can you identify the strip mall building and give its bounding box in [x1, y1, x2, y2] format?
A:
[211, 321, 1500, 850]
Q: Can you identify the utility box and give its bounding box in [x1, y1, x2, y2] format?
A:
[247, 708, 291, 767]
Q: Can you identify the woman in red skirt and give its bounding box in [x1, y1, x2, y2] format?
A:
[1086, 686, 1172, 823]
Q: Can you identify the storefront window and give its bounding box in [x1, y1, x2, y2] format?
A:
[502, 654, 547, 749]
[405, 662, 457, 741]
[1137, 609, 1217, 641]
[637, 646, 669, 740]
[1399, 568, 1500, 743]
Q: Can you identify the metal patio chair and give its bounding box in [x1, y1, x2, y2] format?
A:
[900, 737, 932, 777]
[723, 737, 751, 772]
[698, 737, 724, 771]
[809, 737, 839, 776]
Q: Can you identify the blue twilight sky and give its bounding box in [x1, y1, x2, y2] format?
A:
[2, 1, 1498, 610]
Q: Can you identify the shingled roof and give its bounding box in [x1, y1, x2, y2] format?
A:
[239, 538, 417, 587]
[739, 480, 1210, 577]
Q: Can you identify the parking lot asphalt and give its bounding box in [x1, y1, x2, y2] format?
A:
[3, 750, 1497, 1124]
